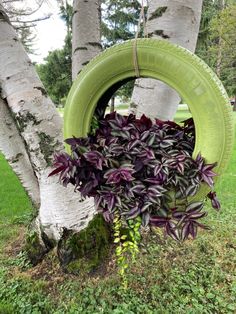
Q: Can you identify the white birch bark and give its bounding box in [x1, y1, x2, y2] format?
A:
[131, 0, 203, 121]
[0, 2, 95, 240]
[72, 0, 102, 80]
[0, 97, 40, 207]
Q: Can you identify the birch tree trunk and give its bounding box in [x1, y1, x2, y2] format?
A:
[0, 98, 40, 207]
[130, 0, 203, 121]
[0, 2, 95, 244]
[72, 0, 102, 80]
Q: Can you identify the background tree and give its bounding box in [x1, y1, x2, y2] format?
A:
[196, 0, 236, 109]
[72, 0, 102, 80]
[36, 2, 72, 105]
[36, 47, 72, 105]
[59, 0, 72, 35]
[208, 3, 236, 108]
[16, 24, 37, 54]
[102, 0, 140, 47]
[195, 0, 222, 61]
[2, 0, 51, 52]
[130, 0, 203, 121]
[102, 0, 140, 104]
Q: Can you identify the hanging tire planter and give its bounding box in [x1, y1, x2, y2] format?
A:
[64, 38, 234, 203]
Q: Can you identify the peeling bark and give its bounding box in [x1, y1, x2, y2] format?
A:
[72, 0, 102, 80]
[131, 0, 203, 121]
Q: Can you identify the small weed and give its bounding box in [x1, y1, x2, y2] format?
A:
[11, 213, 34, 225]
[8, 251, 32, 270]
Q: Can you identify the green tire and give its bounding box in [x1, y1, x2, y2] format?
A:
[64, 38, 234, 202]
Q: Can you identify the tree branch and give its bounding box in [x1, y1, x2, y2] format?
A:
[14, 23, 37, 29]
[3, 0, 45, 16]
[10, 14, 52, 24]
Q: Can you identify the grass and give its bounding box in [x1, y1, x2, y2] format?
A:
[0, 154, 33, 254]
[174, 107, 192, 123]
[0, 111, 235, 313]
[58, 103, 192, 120]
[0, 154, 33, 222]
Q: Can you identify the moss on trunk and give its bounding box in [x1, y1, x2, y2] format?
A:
[57, 214, 112, 274]
[24, 214, 111, 273]
[25, 230, 55, 266]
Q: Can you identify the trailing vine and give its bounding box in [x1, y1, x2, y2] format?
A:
[50, 111, 220, 285]
[113, 212, 142, 288]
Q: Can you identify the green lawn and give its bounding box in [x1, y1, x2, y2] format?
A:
[0, 154, 33, 255]
[58, 103, 192, 120]
[174, 106, 192, 123]
[0, 154, 33, 223]
[0, 112, 235, 313]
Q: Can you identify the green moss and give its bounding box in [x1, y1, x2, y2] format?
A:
[15, 112, 41, 133]
[58, 214, 111, 274]
[24, 230, 53, 266]
[24, 231, 42, 265]
[148, 6, 168, 21]
[66, 257, 99, 275]
[38, 132, 59, 166]
[9, 112, 57, 166]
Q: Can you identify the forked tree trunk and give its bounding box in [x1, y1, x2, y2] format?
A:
[0, 1, 109, 271]
[72, 0, 102, 80]
[0, 3, 95, 243]
[130, 0, 203, 121]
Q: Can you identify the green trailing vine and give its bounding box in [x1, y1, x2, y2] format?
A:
[127, 217, 142, 261]
[113, 211, 142, 288]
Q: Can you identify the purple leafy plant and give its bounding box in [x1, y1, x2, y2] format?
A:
[50, 112, 220, 241]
